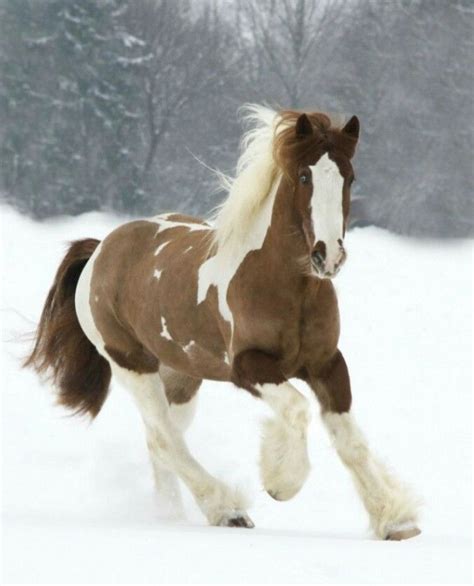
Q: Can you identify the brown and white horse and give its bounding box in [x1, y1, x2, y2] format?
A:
[26, 105, 420, 539]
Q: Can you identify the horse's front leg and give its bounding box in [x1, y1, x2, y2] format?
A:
[307, 349, 421, 540]
[233, 350, 311, 501]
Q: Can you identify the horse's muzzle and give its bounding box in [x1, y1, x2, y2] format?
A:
[311, 247, 346, 278]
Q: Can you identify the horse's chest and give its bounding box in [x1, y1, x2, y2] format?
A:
[296, 279, 340, 370]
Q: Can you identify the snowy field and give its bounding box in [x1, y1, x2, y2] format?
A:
[1, 205, 472, 584]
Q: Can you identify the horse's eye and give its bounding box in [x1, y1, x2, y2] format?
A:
[300, 174, 310, 185]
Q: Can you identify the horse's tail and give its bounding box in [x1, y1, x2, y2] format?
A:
[24, 239, 111, 418]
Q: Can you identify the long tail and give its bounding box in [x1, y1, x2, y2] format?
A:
[24, 239, 111, 418]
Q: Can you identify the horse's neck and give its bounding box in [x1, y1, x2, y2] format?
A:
[214, 176, 308, 277]
[199, 177, 311, 333]
[264, 177, 310, 275]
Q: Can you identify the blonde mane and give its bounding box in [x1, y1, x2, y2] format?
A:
[210, 104, 285, 251]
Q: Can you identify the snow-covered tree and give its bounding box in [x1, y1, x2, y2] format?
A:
[1, 0, 471, 236]
[1, 0, 145, 216]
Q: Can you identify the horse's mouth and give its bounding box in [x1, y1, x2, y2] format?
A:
[312, 266, 339, 279]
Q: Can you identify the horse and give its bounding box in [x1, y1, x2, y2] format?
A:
[25, 105, 421, 540]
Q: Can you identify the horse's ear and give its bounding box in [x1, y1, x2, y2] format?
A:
[295, 113, 313, 138]
[342, 115, 360, 141]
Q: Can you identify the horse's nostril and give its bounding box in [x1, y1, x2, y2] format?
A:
[312, 251, 325, 266]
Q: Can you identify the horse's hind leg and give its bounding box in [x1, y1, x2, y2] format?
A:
[150, 366, 201, 512]
[160, 364, 200, 431]
[110, 362, 253, 528]
[308, 350, 421, 540]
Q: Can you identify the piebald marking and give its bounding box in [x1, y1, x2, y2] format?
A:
[160, 316, 172, 341]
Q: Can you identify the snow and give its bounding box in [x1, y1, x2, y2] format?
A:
[117, 54, 154, 66]
[1, 205, 472, 583]
[120, 33, 146, 49]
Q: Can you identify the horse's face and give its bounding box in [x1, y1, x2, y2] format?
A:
[292, 113, 360, 278]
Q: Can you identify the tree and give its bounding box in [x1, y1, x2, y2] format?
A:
[121, 0, 243, 214]
[237, 0, 347, 107]
[326, 0, 473, 236]
[0, 0, 146, 216]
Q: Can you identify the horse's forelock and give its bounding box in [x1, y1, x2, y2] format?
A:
[273, 110, 357, 177]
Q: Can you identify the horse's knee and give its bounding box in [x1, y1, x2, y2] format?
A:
[291, 389, 310, 416]
[275, 388, 311, 429]
[160, 364, 201, 405]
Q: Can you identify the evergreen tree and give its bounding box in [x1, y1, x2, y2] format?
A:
[1, 0, 146, 216]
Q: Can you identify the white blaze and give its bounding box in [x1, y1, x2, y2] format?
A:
[310, 154, 344, 271]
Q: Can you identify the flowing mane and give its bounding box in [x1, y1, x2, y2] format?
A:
[210, 105, 355, 252]
[210, 104, 282, 251]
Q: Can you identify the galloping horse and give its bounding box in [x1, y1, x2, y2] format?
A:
[26, 106, 420, 539]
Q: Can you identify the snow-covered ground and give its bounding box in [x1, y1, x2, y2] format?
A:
[1, 205, 472, 584]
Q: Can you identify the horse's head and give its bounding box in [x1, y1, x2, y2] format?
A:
[274, 111, 360, 278]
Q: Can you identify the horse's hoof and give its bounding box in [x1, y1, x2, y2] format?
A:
[267, 488, 298, 501]
[267, 490, 282, 501]
[386, 526, 421, 541]
[218, 513, 255, 528]
[265, 473, 307, 501]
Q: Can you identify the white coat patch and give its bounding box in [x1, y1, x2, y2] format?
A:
[160, 317, 173, 341]
[154, 241, 170, 257]
[152, 218, 210, 236]
[183, 341, 196, 353]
